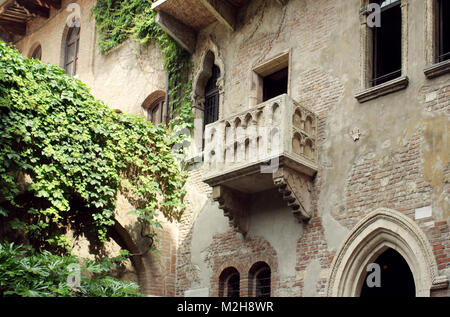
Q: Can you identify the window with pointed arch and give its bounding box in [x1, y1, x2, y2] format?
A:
[249, 262, 271, 297]
[64, 26, 80, 76]
[204, 64, 220, 128]
[218, 267, 240, 297]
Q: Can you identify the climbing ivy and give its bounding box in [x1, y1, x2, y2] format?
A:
[91, 0, 194, 132]
[0, 41, 187, 253]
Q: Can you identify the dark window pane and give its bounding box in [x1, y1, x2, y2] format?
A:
[31, 45, 42, 60]
[204, 65, 220, 126]
[147, 98, 165, 125]
[371, 1, 402, 86]
[255, 269, 271, 297]
[439, 0, 450, 62]
[263, 67, 288, 102]
[64, 27, 80, 76]
[227, 273, 240, 298]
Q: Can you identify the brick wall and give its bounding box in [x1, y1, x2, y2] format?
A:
[206, 231, 278, 297]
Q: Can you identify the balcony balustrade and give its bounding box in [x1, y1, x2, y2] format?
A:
[202, 94, 318, 234]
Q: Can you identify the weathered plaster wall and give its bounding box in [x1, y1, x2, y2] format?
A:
[15, 0, 167, 116]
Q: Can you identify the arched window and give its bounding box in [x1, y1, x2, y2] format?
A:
[142, 91, 167, 125]
[204, 64, 220, 127]
[30, 45, 42, 61]
[64, 26, 80, 76]
[147, 97, 165, 125]
[219, 267, 240, 297]
[249, 262, 271, 297]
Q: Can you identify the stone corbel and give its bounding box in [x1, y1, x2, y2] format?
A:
[212, 185, 250, 234]
[272, 167, 313, 222]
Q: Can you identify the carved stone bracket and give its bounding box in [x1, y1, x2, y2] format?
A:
[211, 167, 313, 234]
[212, 185, 250, 234]
[272, 167, 313, 222]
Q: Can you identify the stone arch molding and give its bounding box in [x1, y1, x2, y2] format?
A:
[326, 208, 448, 297]
[191, 39, 225, 115]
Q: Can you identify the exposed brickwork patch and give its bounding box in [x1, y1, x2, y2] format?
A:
[206, 230, 279, 297]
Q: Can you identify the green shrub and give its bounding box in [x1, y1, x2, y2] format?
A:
[0, 242, 143, 297]
[0, 41, 186, 252]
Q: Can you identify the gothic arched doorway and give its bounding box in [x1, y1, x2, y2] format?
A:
[360, 248, 416, 297]
[326, 208, 448, 297]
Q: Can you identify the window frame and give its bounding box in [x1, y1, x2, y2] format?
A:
[219, 267, 240, 298]
[204, 64, 221, 129]
[370, 0, 402, 87]
[248, 262, 272, 297]
[438, 0, 449, 63]
[251, 51, 290, 107]
[355, 0, 409, 103]
[142, 92, 168, 125]
[30, 44, 42, 61]
[64, 26, 80, 77]
[424, 0, 450, 79]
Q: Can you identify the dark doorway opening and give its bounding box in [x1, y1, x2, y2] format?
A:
[360, 248, 416, 297]
[263, 67, 288, 102]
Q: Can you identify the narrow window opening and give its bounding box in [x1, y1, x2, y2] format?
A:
[219, 267, 240, 298]
[31, 45, 42, 61]
[438, 0, 450, 62]
[204, 65, 220, 127]
[263, 67, 288, 102]
[64, 27, 80, 76]
[226, 273, 240, 297]
[249, 262, 271, 297]
[147, 97, 166, 125]
[255, 268, 271, 297]
[371, 0, 402, 86]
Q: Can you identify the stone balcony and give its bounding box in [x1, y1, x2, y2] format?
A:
[202, 94, 318, 234]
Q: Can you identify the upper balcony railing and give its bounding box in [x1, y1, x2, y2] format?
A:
[202, 94, 318, 188]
